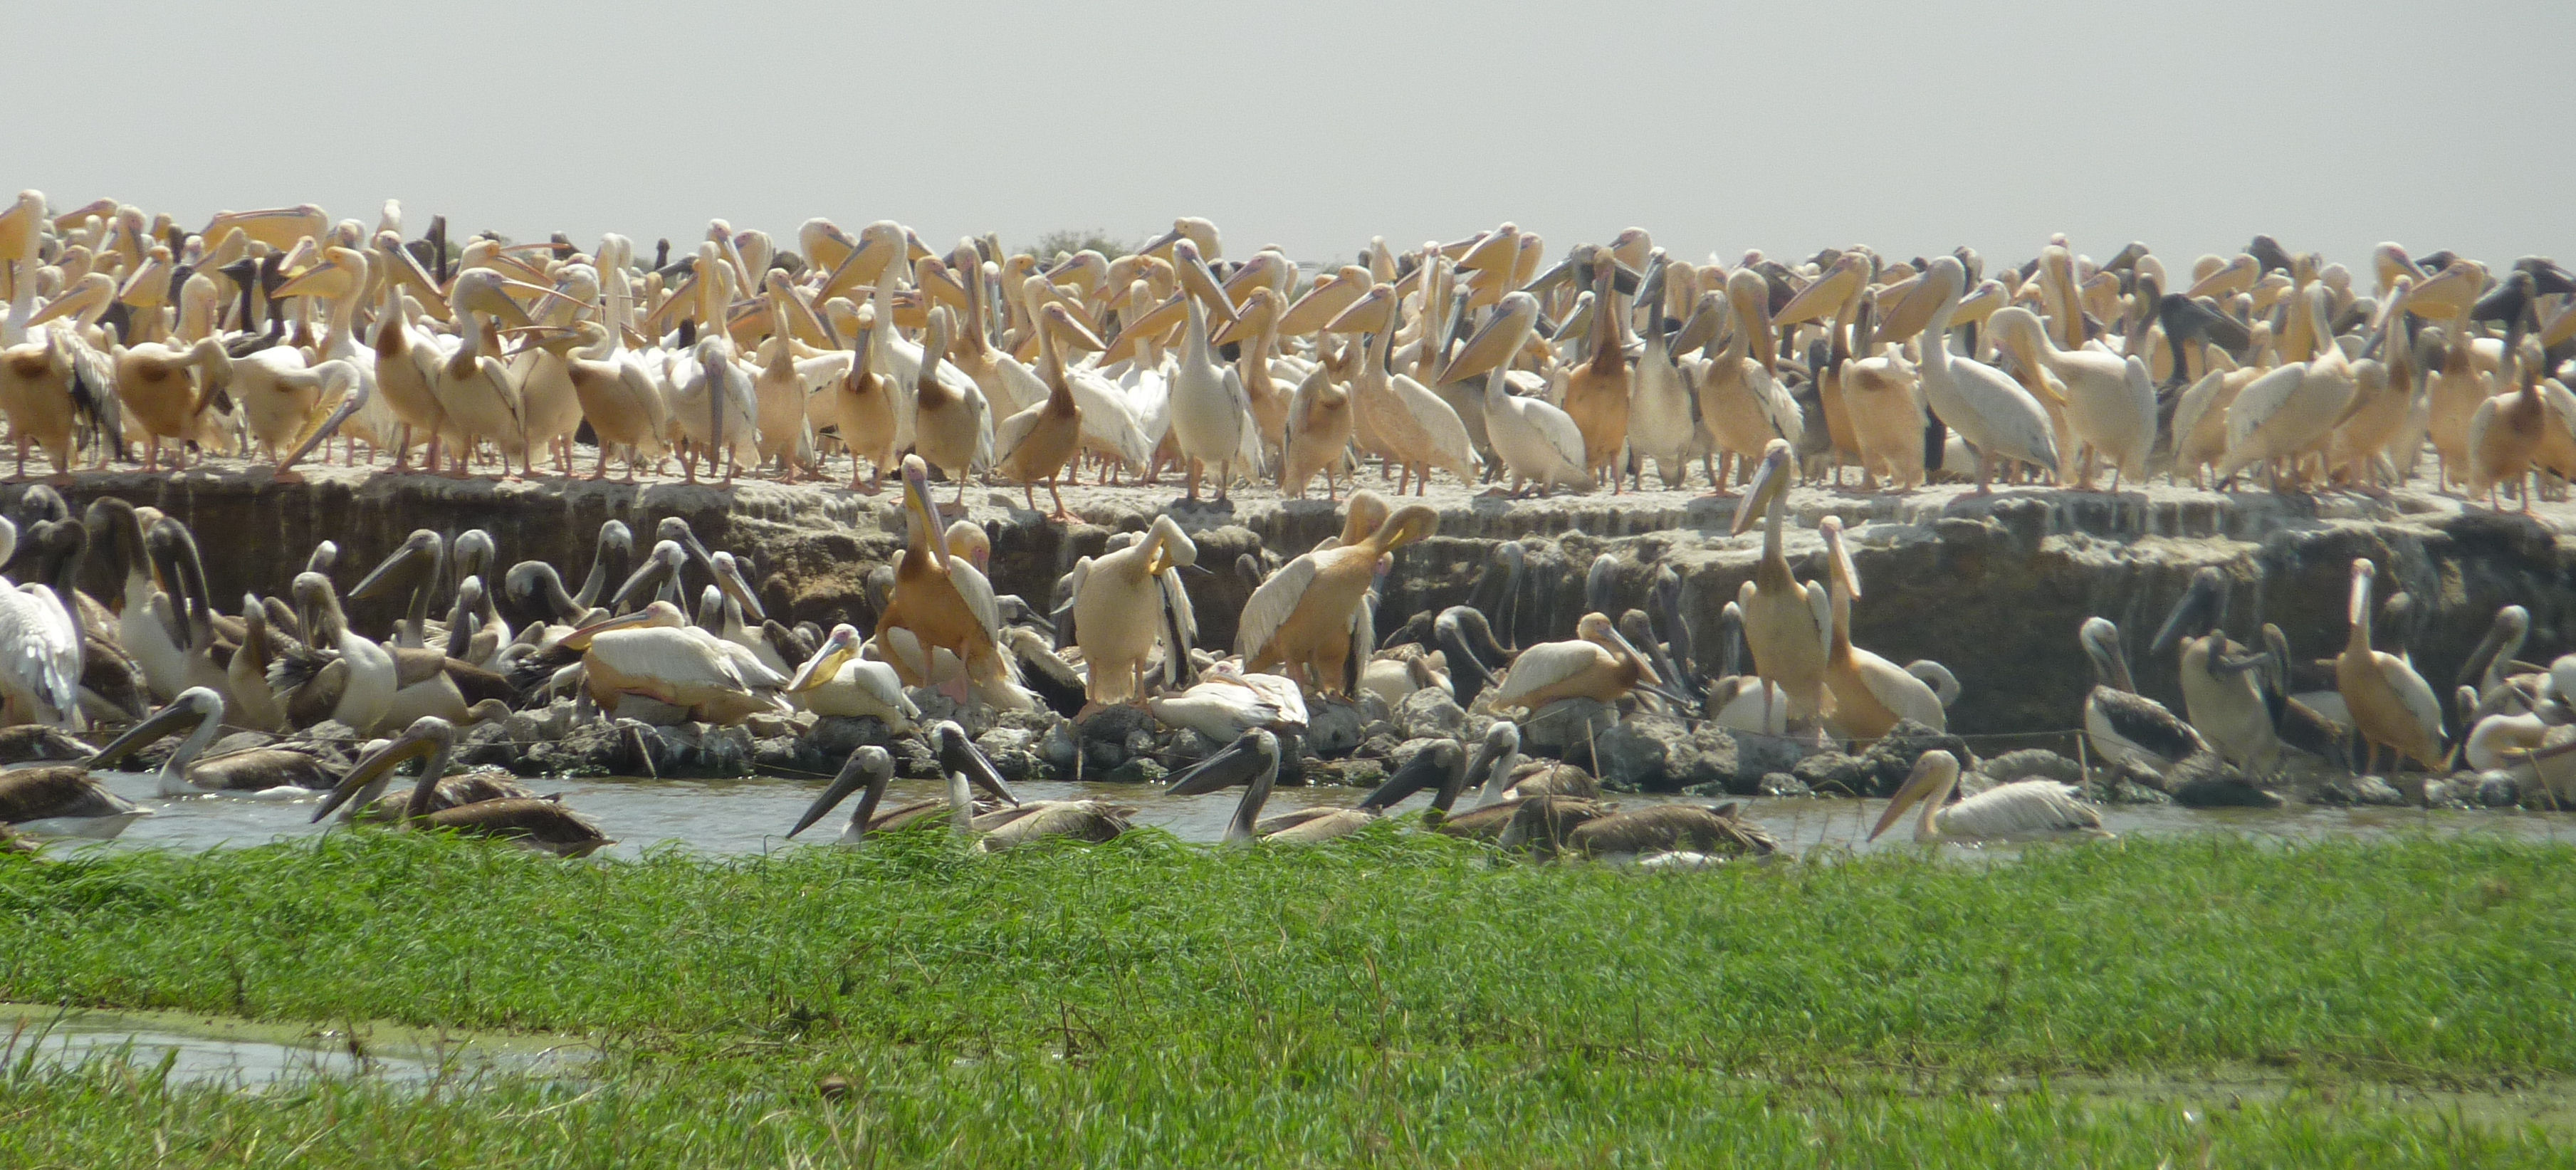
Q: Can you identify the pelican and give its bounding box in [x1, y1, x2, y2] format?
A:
[1072, 515, 1195, 704]
[1147, 670, 1304, 743]
[272, 570, 397, 733]
[787, 746, 957, 843]
[1731, 441, 1831, 721]
[993, 305, 1099, 519]
[875, 455, 1014, 700]
[2217, 284, 2355, 490]
[0, 517, 81, 729]
[110, 333, 229, 471]
[1167, 242, 1260, 501]
[1558, 253, 1633, 489]
[1279, 352, 1355, 499]
[2148, 569, 2290, 776]
[1475, 363, 1588, 496]
[1239, 503, 1439, 694]
[1869, 750, 2106, 845]
[1546, 799, 1781, 864]
[1325, 286, 1480, 495]
[668, 335, 759, 484]
[1166, 729, 1400, 845]
[86, 686, 329, 798]
[906, 308, 990, 511]
[0, 745, 145, 839]
[1987, 307, 2154, 491]
[1695, 273, 1805, 492]
[1487, 612, 1665, 711]
[2336, 559, 2444, 775]
[2466, 338, 2550, 511]
[1914, 256, 2057, 491]
[563, 600, 785, 725]
[314, 716, 612, 856]
[540, 320, 666, 481]
[785, 623, 918, 728]
[1628, 286, 1700, 488]
[1816, 516, 1944, 740]
[2078, 617, 2211, 778]
[432, 269, 536, 477]
[829, 303, 901, 491]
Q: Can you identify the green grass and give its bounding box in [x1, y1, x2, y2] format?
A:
[1, 830, 2572, 1165]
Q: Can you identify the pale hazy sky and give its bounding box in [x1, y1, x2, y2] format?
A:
[18, 1, 2572, 272]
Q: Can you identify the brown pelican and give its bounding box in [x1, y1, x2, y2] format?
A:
[87, 686, 326, 798]
[313, 716, 611, 856]
[0, 741, 146, 839]
[1869, 750, 2107, 845]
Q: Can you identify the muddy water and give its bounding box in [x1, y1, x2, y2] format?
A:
[0, 1002, 593, 1087]
[58, 768, 2576, 860]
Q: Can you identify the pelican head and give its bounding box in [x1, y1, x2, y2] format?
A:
[1729, 440, 1796, 537]
[899, 455, 946, 570]
[2150, 568, 2229, 658]
[1818, 514, 1857, 597]
[1578, 612, 1665, 688]
[788, 624, 864, 694]
[1869, 749, 1962, 842]
[560, 600, 685, 651]
[787, 745, 895, 838]
[1465, 721, 1524, 809]
[1164, 728, 1281, 797]
[2348, 558, 2377, 630]
[312, 716, 459, 822]
[88, 686, 227, 786]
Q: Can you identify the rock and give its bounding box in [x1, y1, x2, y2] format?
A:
[504, 709, 555, 746]
[1357, 733, 1402, 760]
[1104, 757, 1166, 785]
[617, 697, 692, 726]
[694, 726, 755, 778]
[1793, 751, 1873, 796]
[754, 736, 805, 774]
[1395, 689, 1466, 741]
[1858, 721, 1972, 795]
[1305, 699, 1367, 758]
[2318, 774, 2409, 807]
[911, 691, 996, 737]
[1123, 729, 1158, 761]
[310, 721, 365, 748]
[1039, 723, 1081, 773]
[2477, 771, 2524, 808]
[1388, 737, 1444, 770]
[1592, 714, 1682, 792]
[209, 731, 271, 758]
[1757, 772, 1812, 798]
[977, 726, 1035, 757]
[1164, 728, 1223, 763]
[2420, 778, 2474, 810]
[1522, 698, 1616, 765]
[1732, 728, 1808, 784]
[891, 735, 940, 778]
[1304, 757, 1385, 789]
[745, 712, 806, 740]
[1979, 748, 2083, 785]
[456, 719, 517, 768]
[810, 716, 899, 758]
[2108, 778, 2172, 805]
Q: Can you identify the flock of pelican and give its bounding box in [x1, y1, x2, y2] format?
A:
[1, 189, 2570, 860]
[3, 192, 2571, 515]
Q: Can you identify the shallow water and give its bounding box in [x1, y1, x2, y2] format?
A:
[0, 1002, 592, 1088]
[55, 767, 2576, 860]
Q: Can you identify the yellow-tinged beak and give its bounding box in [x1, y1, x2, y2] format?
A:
[788, 642, 857, 693]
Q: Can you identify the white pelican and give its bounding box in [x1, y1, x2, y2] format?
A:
[1732, 441, 1831, 721]
[276, 570, 397, 732]
[669, 335, 759, 485]
[1239, 503, 1439, 694]
[1628, 290, 1700, 488]
[1915, 256, 2058, 492]
[1695, 272, 1804, 492]
[785, 624, 918, 728]
[2335, 559, 2444, 775]
[0, 517, 82, 728]
[1986, 307, 2154, 491]
[1816, 516, 1944, 740]
[1148, 676, 1297, 743]
[1487, 612, 1667, 711]
[1279, 353, 1355, 499]
[1557, 253, 1633, 489]
[1167, 253, 1262, 502]
[1325, 286, 1479, 495]
[1869, 750, 2106, 845]
[1072, 516, 1197, 704]
[1475, 359, 1588, 496]
[2466, 337, 2550, 512]
[432, 270, 533, 477]
[992, 304, 1101, 519]
[2217, 283, 2354, 490]
[565, 600, 785, 726]
[876, 455, 1014, 699]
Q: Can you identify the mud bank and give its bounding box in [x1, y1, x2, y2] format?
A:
[14, 461, 2573, 737]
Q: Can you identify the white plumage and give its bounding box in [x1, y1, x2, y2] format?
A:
[1917, 257, 2058, 484]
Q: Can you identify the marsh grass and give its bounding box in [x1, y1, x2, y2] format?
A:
[1, 829, 2572, 1164]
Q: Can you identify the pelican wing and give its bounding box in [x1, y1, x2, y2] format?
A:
[1490, 639, 1614, 707]
[0, 586, 80, 721]
[1158, 566, 1197, 648]
[1237, 554, 1319, 660]
[1513, 393, 1588, 472]
[947, 558, 1012, 676]
[2375, 651, 2446, 748]
[1940, 779, 2101, 840]
[1855, 652, 1947, 730]
[1391, 373, 1480, 474]
[993, 399, 1045, 466]
[588, 627, 748, 694]
[1931, 356, 2057, 471]
[1805, 583, 1833, 661]
[1067, 367, 1153, 466]
[1750, 367, 1805, 446]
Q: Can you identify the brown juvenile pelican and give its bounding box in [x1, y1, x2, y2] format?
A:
[89, 686, 333, 798]
[0, 740, 147, 839]
[313, 716, 612, 856]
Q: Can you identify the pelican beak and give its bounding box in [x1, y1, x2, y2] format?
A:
[1774, 262, 1858, 326]
[1824, 523, 1859, 598]
[787, 751, 881, 838]
[350, 533, 439, 601]
[312, 723, 441, 822]
[1437, 294, 1537, 385]
[458, 278, 535, 328]
[26, 284, 105, 326]
[1867, 756, 1944, 842]
[85, 698, 208, 771]
[1730, 447, 1788, 537]
[903, 463, 947, 569]
[2349, 561, 2372, 627]
[1164, 733, 1270, 796]
[1600, 622, 1665, 688]
[1173, 244, 1237, 329]
[560, 607, 656, 652]
[271, 263, 346, 301]
[2150, 575, 2220, 659]
[787, 640, 856, 694]
[276, 374, 370, 478]
[1138, 226, 1184, 257]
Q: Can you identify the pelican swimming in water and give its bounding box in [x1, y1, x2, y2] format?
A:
[314, 716, 612, 856]
[1869, 750, 2106, 845]
[88, 686, 336, 798]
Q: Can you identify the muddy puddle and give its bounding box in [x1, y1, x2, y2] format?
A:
[0, 1002, 595, 1088]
